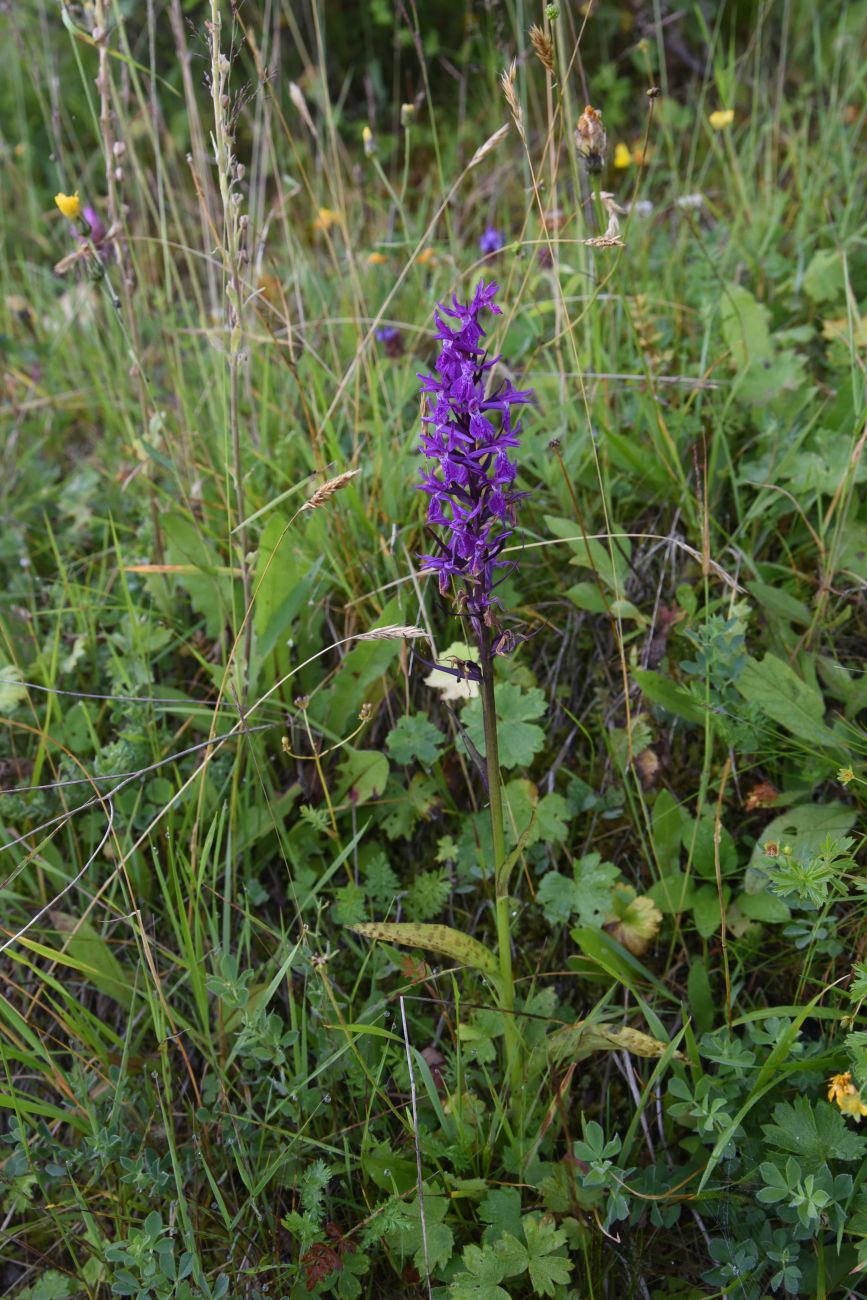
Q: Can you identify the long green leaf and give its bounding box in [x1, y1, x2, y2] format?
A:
[348, 922, 498, 975]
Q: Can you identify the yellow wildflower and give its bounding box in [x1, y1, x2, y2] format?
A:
[839, 767, 855, 786]
[54, 191, 81, 220]
[709, 108, 735, 130]
[416, 247, 437, 266]
[362, 125, 377, 157]
[312, 207, 341, 232]
[613, 142, 632, 169]
[366, 251, 387, 266]
[828, 1072, 867, 1121]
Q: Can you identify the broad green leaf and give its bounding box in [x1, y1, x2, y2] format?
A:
[691, 884, 724, 939]
[762, 1097, 867, 1170]
[547, 1019, 682, 1063]
[336, 748, 389, 805]
[162, 514, 233, 639]
[254, 513, 322, 660]
[569, 928, 680, 1002]
[647, 870, 695, 915]
[720, 283, 772, 366]
[385, 1191, 454, 1274]
[567, 583, 646, 623]
[361, 1144, 417, 1194]
[803, 249, 846, 304]
[348, 922, 498, 974]
[746, 580, 811, 628]
[688, 960, 714, 1035]
[32, 912, 134, 1009]
[310, 597, 403, 727]
[685, 816, 738, 879]
[537, 854, 618, 928]
[463, 683, 546, 769]
[745, 802, 857, 892]
[651, 788, 688, 873]
[522, 1214, 573, 1297]
[735, 652, 840, 750]
[736, 890, 791, 923]
[386, 713, 445, 765]
[480, 1187, 523, 1244]
[633, 669, 705, 724]
[0, 661, 27, 714]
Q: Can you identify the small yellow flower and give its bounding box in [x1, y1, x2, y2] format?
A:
[839, 767, 855, 786]
[613, 142, 632, 169]
[709, 108, 735, 130]
[366, 251, 387, 266]
[54, 191, 81, 220]
[362, 125, 377, 157]
[312, 207, 341, 232]
[828, 1071, 867, 1120]
[416, 247, 437, 266]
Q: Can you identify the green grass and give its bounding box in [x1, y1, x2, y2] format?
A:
[2, 1, 867, 1296]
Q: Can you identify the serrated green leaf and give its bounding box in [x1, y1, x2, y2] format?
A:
[522, 1214, 573, 1297]
[480, 1187, 523, 1244]
[348, 922, 498, 974]
[385, 1192, 454, 1274]
[404, 869, 450, 922]
[386, 713, 445, 765]
[762, 1097, 867, 1171]
[463, 683, 546, 769]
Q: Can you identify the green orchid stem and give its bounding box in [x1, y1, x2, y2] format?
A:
[478, 626, 522, 1100]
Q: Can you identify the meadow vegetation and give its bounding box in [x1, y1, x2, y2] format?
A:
[2, 1, 867, 1295]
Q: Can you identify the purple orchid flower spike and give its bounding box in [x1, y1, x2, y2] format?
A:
[416, 279, 533, 649]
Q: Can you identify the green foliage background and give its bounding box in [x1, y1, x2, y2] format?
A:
[1, 0, 867, 1296]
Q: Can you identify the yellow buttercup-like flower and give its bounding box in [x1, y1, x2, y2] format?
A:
[709, 109, 735, 130]
[828, 1072, 867, 1121]
[54, 191, 81, 220]
[366, 251, 387, 266]
[312, 207, 341, 232]
[416, 247, 437, 266]
[613, 143, 632, 169]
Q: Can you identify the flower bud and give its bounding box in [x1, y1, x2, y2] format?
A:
[362, 125, 377, 157]
[400, 102, 415, 128]
[575, 104, 607, 172]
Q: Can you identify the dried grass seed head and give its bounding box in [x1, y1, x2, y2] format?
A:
[301, 468, 360, 511]
[528, 24, 555, 74]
